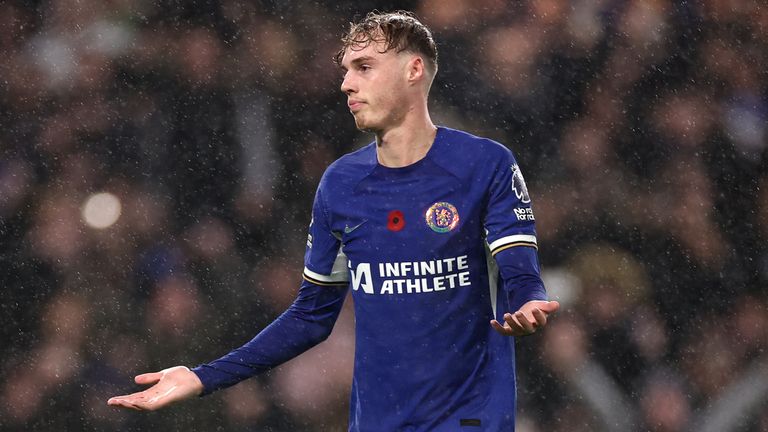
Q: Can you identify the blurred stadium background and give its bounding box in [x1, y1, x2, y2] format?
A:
[1, 0, 767, 431]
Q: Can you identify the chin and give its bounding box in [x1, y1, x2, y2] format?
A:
[353, 116, 376, 132]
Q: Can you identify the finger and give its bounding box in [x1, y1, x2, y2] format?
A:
[107, 397, 145, 411]
[114, 391, 161, 411]
[503, 313, 528, 335]
[115, 402, 144, 411]
[532, 307, 548, 327]
[516, 311, 536, 332]
[490, 319, 512, 336]
[539, 301, 560, 314]
[503, 313, 522, 330]
[108, 390, 148, 402]
[511, 312, 536, 334]
[135, 372, 162, 385]
[108, 395, 130, 403]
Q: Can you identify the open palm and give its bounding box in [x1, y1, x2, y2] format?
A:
[107, 366, 204, 411]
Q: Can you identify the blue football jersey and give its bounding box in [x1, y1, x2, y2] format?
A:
[303, 126, 542, 431]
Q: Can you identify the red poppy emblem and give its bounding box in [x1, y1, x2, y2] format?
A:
[387, 210, 405, 232]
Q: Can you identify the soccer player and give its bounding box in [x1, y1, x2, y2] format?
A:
[108, 11, 560, 431]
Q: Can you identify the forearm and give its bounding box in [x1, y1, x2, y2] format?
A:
[495, 246, 547, 311]
[191, 282, 348, 395]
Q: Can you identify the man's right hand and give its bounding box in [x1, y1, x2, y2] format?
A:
[107, 366, 204, 411]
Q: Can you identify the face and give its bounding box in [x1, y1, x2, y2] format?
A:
[339, 39, 411, 132]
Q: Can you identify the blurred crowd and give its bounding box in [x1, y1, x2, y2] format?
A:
[1, 0, 767, 431]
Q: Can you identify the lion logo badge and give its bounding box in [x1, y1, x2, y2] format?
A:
[511, 164, 531, 204]
[425, 202, 460, 233]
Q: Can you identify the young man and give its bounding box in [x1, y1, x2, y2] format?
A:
[108, 11, 559, 431]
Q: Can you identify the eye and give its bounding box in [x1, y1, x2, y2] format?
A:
[359, 64, 371, 72]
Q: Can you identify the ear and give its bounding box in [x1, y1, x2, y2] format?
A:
[406, 56, 426, 86]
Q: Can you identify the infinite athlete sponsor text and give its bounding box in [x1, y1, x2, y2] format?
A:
[349, 255, 471, 295]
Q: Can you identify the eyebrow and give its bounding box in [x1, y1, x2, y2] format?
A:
[340, 55, 376, 71]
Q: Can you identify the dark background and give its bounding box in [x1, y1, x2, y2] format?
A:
[1, 0, 767, 431]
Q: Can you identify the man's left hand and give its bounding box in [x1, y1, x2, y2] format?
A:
[490, 300, 560, 336]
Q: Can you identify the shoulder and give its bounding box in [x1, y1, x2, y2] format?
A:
[434, 127, 516, 174]
[318, 141, 377, 191]
[441, 127, 511, 158]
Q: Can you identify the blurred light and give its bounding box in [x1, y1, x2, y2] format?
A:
[81, 192, 121, 229]
[541, 267, 581, 307]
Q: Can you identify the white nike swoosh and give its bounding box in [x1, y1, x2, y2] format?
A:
[344, 220, 368, 234]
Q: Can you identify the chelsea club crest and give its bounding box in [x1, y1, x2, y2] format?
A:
[425, 202, 460, 233]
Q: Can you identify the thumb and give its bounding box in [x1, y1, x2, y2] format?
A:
[539, 300, 560, 314]
[135, 371, 163, 385]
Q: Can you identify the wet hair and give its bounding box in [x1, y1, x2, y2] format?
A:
[333, 11, 438, 76]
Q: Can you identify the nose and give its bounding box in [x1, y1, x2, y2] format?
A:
[340, 71, 356, 95]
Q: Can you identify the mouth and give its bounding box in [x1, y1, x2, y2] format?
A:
[348, 100, 364, 112]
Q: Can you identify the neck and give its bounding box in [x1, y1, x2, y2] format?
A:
[375, 104, 437, 168]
